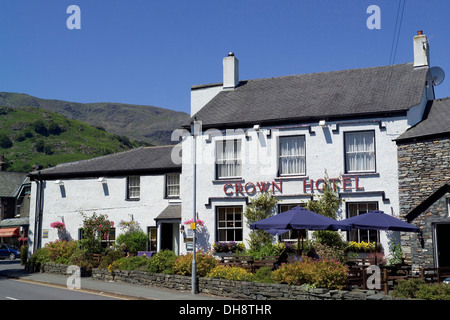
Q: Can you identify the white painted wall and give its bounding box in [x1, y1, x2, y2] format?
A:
[28, 175, 181, 255]
[180, 113, 420, 258]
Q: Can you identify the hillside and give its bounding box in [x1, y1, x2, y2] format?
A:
[0, 92, 190, 146]
[0, 106, 150, 172]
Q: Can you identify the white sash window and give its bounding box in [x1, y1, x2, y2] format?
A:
[216, 140, 242, 179]
[279, 136, 306, 175]
[345, 131, 375, 173]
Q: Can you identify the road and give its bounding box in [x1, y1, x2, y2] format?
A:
[0, 277, 121, 300]
[0, 259, 122, 300]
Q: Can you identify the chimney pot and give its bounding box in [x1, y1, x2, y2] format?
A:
[413, 31, 429, 68]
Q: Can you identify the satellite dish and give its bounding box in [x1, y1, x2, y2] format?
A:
[427, 66, 445, 86]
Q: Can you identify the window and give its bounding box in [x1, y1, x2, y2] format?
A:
[279, 136, 306, 175]
[347, 202, 378, 243]
[279, 203, 305, 241]
[217, 206, 243, 242]
[148, 227, 157, 251]
[166, 173, 180, 198]
[216, 140, 242, 179]
[101, 228, 115, 248]
[344, 131, 375, 173]
[127, 176, 140, 199]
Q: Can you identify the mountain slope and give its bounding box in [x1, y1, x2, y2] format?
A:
[0, 92, 190, 145]
[0, 106, 149, 172]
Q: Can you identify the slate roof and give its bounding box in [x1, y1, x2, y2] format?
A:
[185, 63, 428, 129]
[155, 204, 181, 220]
[396, 98, 450, 142]
[28, 145, 181, 180]
[0, 171, 29, 197]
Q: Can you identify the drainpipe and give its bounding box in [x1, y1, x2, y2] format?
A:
[33, 171, 44, 253]
[191, 119, 200, 294]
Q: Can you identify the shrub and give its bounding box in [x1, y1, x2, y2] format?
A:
[416, 283, 450, 300]
[252, 267, 274, 283]
[0, 134, 13, 148]
[207, 265, 253, 282]
[147, 250, 177, 274]
[20, 246, 28, 265]
[98, 250, 124, 270]
[213, 241, 246, 253]
[313, 243, 346, 263]
[28, 247, 50, 271]
[116, 230, 148, 255]
[247, 242, 288, 260]
[393, 278, 450, 300]
[45, 240, 79, 263]
[108, 256, 148, 272]
[173, 251, 218, 277]
[271, 258, 348, 289]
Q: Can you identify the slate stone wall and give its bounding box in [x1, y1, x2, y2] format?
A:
[397, 136, 450, 269]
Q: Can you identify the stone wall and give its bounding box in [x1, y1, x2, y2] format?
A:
[91, 268, 397, 300]
[397, 136, 450, 269]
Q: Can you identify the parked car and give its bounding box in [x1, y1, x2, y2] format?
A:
[0, 244, 20, 260]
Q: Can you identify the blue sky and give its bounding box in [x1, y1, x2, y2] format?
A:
[1, 0, 449, 114]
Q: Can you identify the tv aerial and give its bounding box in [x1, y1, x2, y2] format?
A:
[426, 66, 445, 86]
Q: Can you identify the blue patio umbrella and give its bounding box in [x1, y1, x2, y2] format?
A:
[340, 210, 419, 264]
[250, 206, 351, 255]
[340, 210, 419, 232]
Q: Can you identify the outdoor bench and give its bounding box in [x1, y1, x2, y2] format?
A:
[219, 255, 254, 271]
[252, 255, 280, 271]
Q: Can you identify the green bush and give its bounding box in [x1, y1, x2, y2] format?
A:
[98, 250, 124, 270]
[147, 250, 177, 274]
[109, 256, 148, 272]
[394, 278, 450, 300]
[271, 258, 348, 289]
[20, 246, 28, 265]
[416, 283, 450, 300]
[45, 240, 79, 263]
[252, 267, 274, 283]
[28, 247, 50, 271]
[207, 265, 253, 282]
[116, 230, 148, 255]
[173, 251, 218, 277]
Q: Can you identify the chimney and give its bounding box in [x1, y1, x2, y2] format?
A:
[413, 31, 430, 68]
[223, 52, 239, 89]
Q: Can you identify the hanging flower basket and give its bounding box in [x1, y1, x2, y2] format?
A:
[183, 219, 205, 227]
[50, 221, 66, 230]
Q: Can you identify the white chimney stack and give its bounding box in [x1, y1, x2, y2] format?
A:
[223, 52, 239, 89]
[413, 31, 430, 68]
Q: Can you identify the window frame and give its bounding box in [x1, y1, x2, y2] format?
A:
[216, 206, 243, 243]
[165, 173, 180, 198]
[346, 202, 379, 243]
[344, 130, 376, 174]
[278, 135, 306, 176]
[126, 176, 141, 200]
[215, 139, 242, 179]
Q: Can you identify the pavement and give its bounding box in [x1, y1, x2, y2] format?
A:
[0, 260, 227, 300]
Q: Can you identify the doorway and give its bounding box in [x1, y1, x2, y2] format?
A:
[160, 223, 173, 251]
[436, 223, 450, 267]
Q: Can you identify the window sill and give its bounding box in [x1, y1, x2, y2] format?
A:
[275, 175, 309, 180]
[125, 198, 140, 201]
[212, 178, 244, 184]
[342, 172, 379, 177]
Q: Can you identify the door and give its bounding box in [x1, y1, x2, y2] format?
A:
[160, 223, 173, 251]
[436, 224, 450, 267]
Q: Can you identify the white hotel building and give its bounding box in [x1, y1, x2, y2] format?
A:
[28, 32, 438, 261]
[179, 31, 434, 257]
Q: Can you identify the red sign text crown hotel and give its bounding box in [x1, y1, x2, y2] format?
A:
[223, 177, 364, 196]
